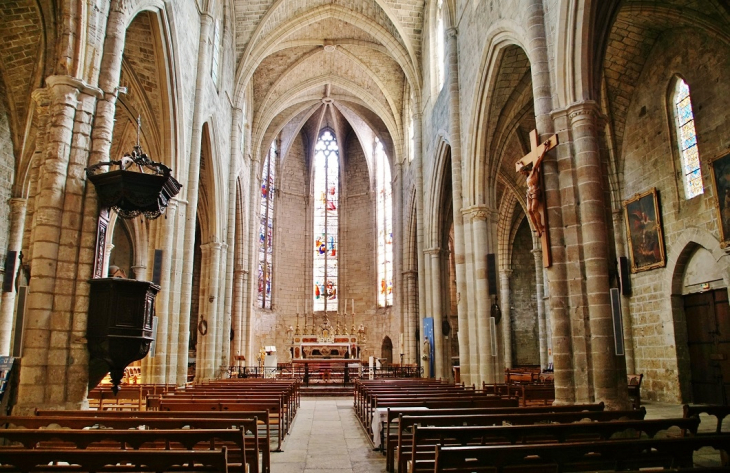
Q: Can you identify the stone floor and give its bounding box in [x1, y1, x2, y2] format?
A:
[272, 397, 386, 472]
[271, 397, 727, 472]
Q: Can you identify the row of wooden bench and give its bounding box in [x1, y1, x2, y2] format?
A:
[354, 378, 729, 472]
[0, 378, 301, 473]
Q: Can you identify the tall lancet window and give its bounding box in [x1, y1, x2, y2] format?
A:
[258, 141, 276, 309]
[376, 138, 393, 307]
[673, 78, 703, 199]
[313, 129, 339, 311]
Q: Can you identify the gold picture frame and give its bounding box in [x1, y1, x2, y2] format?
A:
[623, 187, 666, 273]
[708, 150, 730, 248]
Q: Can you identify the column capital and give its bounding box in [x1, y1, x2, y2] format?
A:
[499, 269, 512, 278]
[46, 75, 103, 99]
[201, 241, 223, 251]
[550, 100, 603, 123]
[8, 198, 27, 210]
[446, 27, 458, 39]
[402, 269, 418, 277]
[461, 205, 497, 221]
[568, 100, 602, 123]
[424, 247, 441, 256]
[31, 88, 51, 112]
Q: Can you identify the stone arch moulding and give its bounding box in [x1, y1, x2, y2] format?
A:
[198, 122, 222, 240]
[464, 24, 530, 206]
[426, 135, 452, 249]
[554, 0, 621, 108]
[664, 227, 730, 402]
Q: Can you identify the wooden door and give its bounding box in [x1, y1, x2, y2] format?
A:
[684, 289, 730, 404]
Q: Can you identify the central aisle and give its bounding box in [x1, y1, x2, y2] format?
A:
[272, 397, 386, 472]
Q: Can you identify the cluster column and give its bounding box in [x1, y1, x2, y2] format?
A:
[532, 245, 549, 370]
[425, 247, 444, 379]
[0, 198, 28, 355]
[499, 269, 512, 369]
[568, 101, 628, 408]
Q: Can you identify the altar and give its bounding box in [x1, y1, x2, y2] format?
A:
[292, 336, 360, 360]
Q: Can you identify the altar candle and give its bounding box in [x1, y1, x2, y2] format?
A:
[351, 299, 354, 313]
[297, 299, 300, 315]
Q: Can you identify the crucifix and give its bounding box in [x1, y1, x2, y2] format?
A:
[515, 129, 559, 268]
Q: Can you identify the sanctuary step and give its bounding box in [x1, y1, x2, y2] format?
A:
[299, 385, 354, 397]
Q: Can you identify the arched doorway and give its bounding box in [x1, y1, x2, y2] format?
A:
[681, 246, 729, 403]
[381, 336, 393, 365]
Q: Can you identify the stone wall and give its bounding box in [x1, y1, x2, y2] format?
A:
[0, 87, 13, 275]
[621, 29, 730, 402]
[510, 219, 539, 366]
[252, 133, 308, 358]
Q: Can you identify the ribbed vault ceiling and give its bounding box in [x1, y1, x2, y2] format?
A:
[233, 0, 424, 162]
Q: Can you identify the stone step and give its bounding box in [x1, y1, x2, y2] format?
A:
[299, 385, 354, 397]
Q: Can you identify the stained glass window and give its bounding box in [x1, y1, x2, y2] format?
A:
[313, 130, 339, 312]
[258, 141, 276, 309]
[436, 0, 445, 90]
[376, 139, 393, 307]
[674, 78, 703, 199]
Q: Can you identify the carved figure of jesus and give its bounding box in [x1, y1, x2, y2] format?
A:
[517, 140, 551, 237]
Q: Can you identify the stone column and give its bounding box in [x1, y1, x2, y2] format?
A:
[218, 242, 230, 378]
[403, 270, 418, 364]
[17, 76, 81, 409]
[612, 208, 635, 374]
[499, 269, 513, 369]
[170, 198, 188, 385]
[178, 11, 215, 384]
[445, 26, 470, 386]
[0, 198, 27, 355]
[206, 241, 223, 381]
[232, 266, 246, 361]
[411, 107, 428, 374]
[532, 245, 548, 370]
[223, 107, 243, 376]
[569, 101, 626, 408]
[426, 248, 444, 379]
[151, 199, 178, 384]
[465, 206, 495, 385]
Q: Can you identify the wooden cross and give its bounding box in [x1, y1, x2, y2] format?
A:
[515, 129, 559, 268]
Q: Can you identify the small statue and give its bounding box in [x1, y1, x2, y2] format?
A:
[422, 337, 431, 378]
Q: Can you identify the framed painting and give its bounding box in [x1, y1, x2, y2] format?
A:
[624, 188, 666, 273]
[709, 150, 730, 248]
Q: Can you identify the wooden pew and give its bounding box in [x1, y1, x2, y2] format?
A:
[3, 415, 266, 473]
[0, 428, 252, 473]
[157, 399, 285, 452]
[383, 403, 606, 472]
[627, 373, 643, 410]
[34, 411, 267, 473]
[684, 404, 730, 434]
[369, 397, 519, 448]
[403, 417, 699, 473]
[0, 448, 229, 473]
[156, 394, 291, 433]
[359, 386, 474, 423]
[87, 384, 177, 411]
[433, 435, 730, 472]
